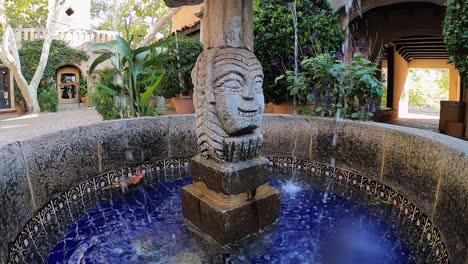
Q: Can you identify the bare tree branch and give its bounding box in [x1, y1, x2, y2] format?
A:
[138, 7, 181, 48]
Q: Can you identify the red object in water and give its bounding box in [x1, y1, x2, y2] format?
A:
[103, 171, 146, 190]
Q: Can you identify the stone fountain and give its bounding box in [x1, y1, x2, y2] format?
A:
[164, 0, 291, 246]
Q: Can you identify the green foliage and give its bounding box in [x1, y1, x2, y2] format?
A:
[443, 0, 468, 80]
[18, 40, 89, 83]
[407, 69, 449, 109]
[38, 82, 58, 112]
[93, 0, 171, 43]
[4, 0, 47, 28]
[79, 76, 88, 97]
[254, 0, 343, 104]
[380, 84, 388, 108]
[285, 53, 383, 120]
[89, 68, 120, 120]
[89, 34, 166, 118]
[156, 36, 203, 98]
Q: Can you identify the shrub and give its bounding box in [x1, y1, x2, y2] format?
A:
[285, 53, 383, 120]
[79, 76, 88, 97]
[90, 88, 120, 120]
[443, 0, 468, 81]
[89, 68, 120, 120]
[156, 35, 203, 98]
[254, 0, 343, 104]
[38, 88, 58, 112]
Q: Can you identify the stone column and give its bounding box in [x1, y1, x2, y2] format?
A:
[163, 0, 281, 246]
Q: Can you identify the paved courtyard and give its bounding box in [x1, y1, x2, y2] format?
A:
[0, 109, 102, 146]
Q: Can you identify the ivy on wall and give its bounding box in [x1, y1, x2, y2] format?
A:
[443, 0, 468, 82]
[15, 40, 89, 110]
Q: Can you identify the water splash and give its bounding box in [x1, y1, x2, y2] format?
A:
[280, 180, 302, 198]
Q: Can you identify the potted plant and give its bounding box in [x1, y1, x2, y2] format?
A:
[78, 80, 88, 105]
[157, 36, 203, 114]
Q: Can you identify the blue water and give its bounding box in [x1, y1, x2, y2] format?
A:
[47, 172, 414, 264]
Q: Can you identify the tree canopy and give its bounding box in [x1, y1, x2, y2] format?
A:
[92, 0, 171, 42]
[4, 0, 48, 28]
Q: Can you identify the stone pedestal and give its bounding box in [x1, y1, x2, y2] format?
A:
[190, 155, 268, 195]
[184, 156, 280, 245]
[182, 181, 280, 246]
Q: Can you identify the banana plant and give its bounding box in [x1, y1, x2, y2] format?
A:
[89, 34, 167, 117]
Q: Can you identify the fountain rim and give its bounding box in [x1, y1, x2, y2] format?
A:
[0, 114, 466, 264]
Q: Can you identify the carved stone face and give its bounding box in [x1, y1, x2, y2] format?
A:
[212, 48, 264, 135]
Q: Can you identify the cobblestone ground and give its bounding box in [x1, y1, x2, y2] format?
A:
[382, 108, 440, 133]
[0, 109, 102, 146]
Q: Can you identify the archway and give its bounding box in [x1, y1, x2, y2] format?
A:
[55, 65, 83, 105]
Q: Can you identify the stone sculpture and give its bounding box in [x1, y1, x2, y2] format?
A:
[163, 0, 283, 246]
[192, 47, 264, 162]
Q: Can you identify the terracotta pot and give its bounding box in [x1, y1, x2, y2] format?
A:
[273, 103, 295, 114]
[264, 102, 275, 114]
[80, 96, 87, 104]
[15, 105, 24, 114]
[173, 95, 195, 114]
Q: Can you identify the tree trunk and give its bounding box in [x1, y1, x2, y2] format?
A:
[0, 0, 61, 113]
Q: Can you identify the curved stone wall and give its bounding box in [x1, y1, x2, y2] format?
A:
[0, 115, 466, 263]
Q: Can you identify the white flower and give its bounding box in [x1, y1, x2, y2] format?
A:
[23, 239, 28, 246]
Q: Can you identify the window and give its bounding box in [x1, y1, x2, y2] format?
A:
[61, 73, 76, 83]
[0, 69, 11, 109]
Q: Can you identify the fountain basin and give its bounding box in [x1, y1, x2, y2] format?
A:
[0, 115, 466, 263]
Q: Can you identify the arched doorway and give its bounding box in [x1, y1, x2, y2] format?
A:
[56, 65, 82, 105]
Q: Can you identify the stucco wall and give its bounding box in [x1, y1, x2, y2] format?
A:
[394, 50, 409, 116]
[0, 115, 467, 263]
